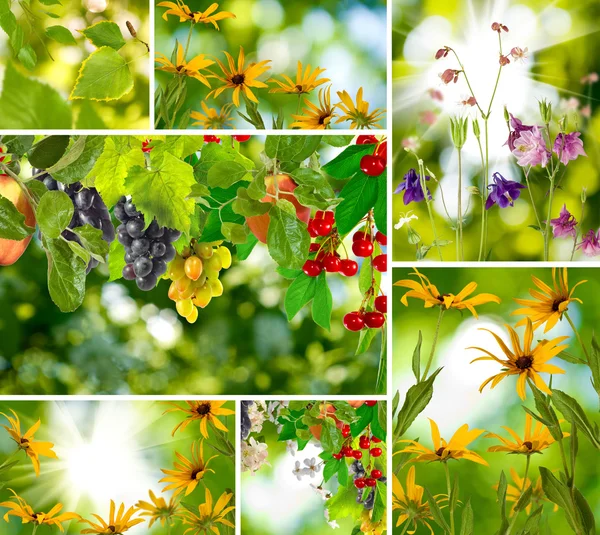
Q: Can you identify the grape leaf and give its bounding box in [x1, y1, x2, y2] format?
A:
[72, 224, 109, 262]
[335, 172, 379, 234]
[320, 417, 343, 452]
[264, 135, 322, 162]
[322, 135, 354, 147]
[266, 200, 310, 270]
[36, 191, 73, 239]
[70, 46, 133, 101]
[0, 192, 34, 240]
[87, 136, 144, 207]
[195, 142, 254, 185]
[124, 153, 196, 234]
[208, 161, 251, 189]
[0, 63, 72, 129]
[232, 187, 270, 217]
[43, 236, 86, 312]
[108, 239, 126, 281]
[312, 272, 332, 330]
[80, 21, 125, 50]
[2, 135, 34, 158]
[284, 272, 318, 321]
[322, 144, 375, 179]
[49, 136, 105, 184]
[326, 484, 363, 522]
[28, 136, 70, 170]
[45, 25, 76, 45]
[372, 481, 386, 523]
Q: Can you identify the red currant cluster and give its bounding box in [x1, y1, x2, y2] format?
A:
[203, 135, 251, 144]
[303, 211, 359, 277]
[357, 135, 387, 177]
[141, 139, 152, 153]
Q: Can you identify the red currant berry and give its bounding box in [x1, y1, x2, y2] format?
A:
[375, 140, 387, 161]
[341, 425, 351, 438]
[354, 478, 366, 489]
[365, 401, 378, 407]
[343, 447, 354, 458]
[352, 450, 363, 460]
[374, 295, 387, 314]
[309, 243, 320, 253]
[332, 452, 343, 460]
[370, 447, 383, 457]
[371, 469, 383, 479]
[233, 135, 251, 142]
[352, 239, 374, 258]
[307, 219, 319, 238]
[353, 229, 371, 242]
[372, 254, 387, 272]
[323, 254, 341, 273]
[339, 259, 358, 277]
[360, 155, 386, 177]
[343, 312, 365, 332]
[303, 259, 322, 277]
[356, 135, 378, 145]
[359, 438, 370, 450]
[365, 478, 377, 487]
[364, 312, 386, 329]
[375, 231, 387, 246]
[312, 219, 333, 237]
[203, 135, 221, 144]
[141, 139, 152, 153]
[372, 437, 382, 443]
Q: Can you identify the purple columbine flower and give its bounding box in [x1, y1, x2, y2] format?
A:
[550, 204, 577, 239]
[506, 114, 535, 151]
[485, 172, 526, 209]
[577, 229, 600, 257]
[394, 168, 431, 205]
[512, 126, 550, 168]
[553, 132, 587, 165]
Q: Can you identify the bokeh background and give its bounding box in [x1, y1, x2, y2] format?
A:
[0, 137, 386, 396]
[155, 0, 387, 129]
[0, 0, 150, 129]
[391, 267, 600, 533]
[392, 0, 600, 261]
[0, 400, 235, 534]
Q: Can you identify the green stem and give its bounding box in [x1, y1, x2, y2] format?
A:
[296, 94, 302, 115]
[543, 171, 557, 261]
[32, 524, 38, 535]
[570, 199, 585, 261]
[444, 462, 455, 535]
[483, 119, 490, 259]
[0, 449, 21, 470]
[375, 327, 387, 394]
[184, 21, 194, 56]
[418, 159, 443, 261]
[505, 456, 531, 535]
[564, 312, 591, 364]
[476, 133, 486, 261]
[399, 521, 410, 535]
[524, 173, 543, 230]
[486, 33, 504, 118]
[457, 148, 463, 261]
[558, 438, 571, 483]
[423, 307, 445, 380]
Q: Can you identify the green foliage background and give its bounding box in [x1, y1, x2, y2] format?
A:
[391, 0, 600, 261]
[0, 400, 235, 534]
[391, 267, 600, 533]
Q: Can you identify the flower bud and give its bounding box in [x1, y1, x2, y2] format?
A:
[499, 55, 510, 66]
[503, 106, 510, 123]
[472, 118, 481, 138]
[450, 117, 468, 149]
[440, 69, 459, 85]
[538, 99, 552, 124]
[435, 47, 449, 60]
[407, 226, 422, 245]
[467, 186, 481, 196]
[581, 187, 587, 204]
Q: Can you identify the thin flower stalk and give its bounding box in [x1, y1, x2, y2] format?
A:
[505, 456, 531, 535]
[417, 157, 443, 261]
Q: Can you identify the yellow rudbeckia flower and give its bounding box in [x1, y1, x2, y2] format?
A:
[160, 440, 218, 497]
[190, 102, 234, 129]
[135, 490, 179, 528]
[291, 85, 337, 130]
[393, 467, 439, 534]
[180, 488, 235, 535]
[80, 501, 144, 534]
[155, 43, 214, 87]
[158, 1, 236, 29]
[164, 400, 234, 438]
[335, 87, 385, 129]
[268, 61, 329, 95]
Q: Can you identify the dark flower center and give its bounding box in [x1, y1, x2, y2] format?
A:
[196, 403, 211, 416]
[176, 65, 185, 72]
[296, 84, 303, 92]
[523, 441, 533, 450]
[435, 447, 445, 457]
[20, 438, 29, 444]
[551, 298, 566, 312]
[516, 356, 533, 370]
[191, 468, 203, 480]
[232, 74, 245, 85]
[108, 527, 116, 533]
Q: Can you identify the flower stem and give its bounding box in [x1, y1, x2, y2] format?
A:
[399, 521, 410, 535]
[32, 525, 38, 535]
[444, 462, 456, 535]
[457, 148, 463, 261]
[543, 172, 556, 261]
[570, 198, 585, 261]
[0, 448, 21, 470]
[184, 21, 194, 57]
[476, 133, 486, 261]
[505, 456, 531, 535]
[423, 307, 445, 380]
[558, 438, 571, 483]
[564, 311, 591, 364]
[418, 159, 443, 261]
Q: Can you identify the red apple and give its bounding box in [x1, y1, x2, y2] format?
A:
[246, 174, 311, 243]
[0, 174, 35, 266]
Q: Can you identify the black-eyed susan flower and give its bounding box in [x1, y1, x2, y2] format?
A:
[400, 419, 488, 465]
[335, 87, 385, 129]
[268, 61, 329, 95]
[394, 268, 501, 318]
[190, 102, 234, 129]
[135, 490, 179, 528]
[486, 413, 567, 455]
[496, 468, 558, 516]
[0, 490, 79, 532]
[80, 501, 144, 534]
[291, 85, 337, 130]
[470, 318, 568, 400]
[160, 440, 218, 496]
[359, 508, 386, 535]
[180, 487, 234, 535]
[512, 268, 586, 332]
[158, 1, 235, 29]
[155, 44, 214, 87]
[164, 400, 234, 438]
[392, 467, 439, 534]
[207, 47, 271, 107]
[1, 410, 57, 476]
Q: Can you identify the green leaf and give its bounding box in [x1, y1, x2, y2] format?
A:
[320, 418, 343, 453]
[335, 172, 379, 234]
[17, 44, 36, 70]
[45, 24, 76, 45]
[529, 384, 563, 442]
[284, 272, 318, 321]
[326, 484, 363, 522]
[88, 136, 144, 207]
[49, 136, 105, 184]
[124, 153, 196, 234]
[43, 236, 86, 312]
[236, 233, 258, 261]
[513, 485, 533, 514]
[322, 135, 354, 147]
[311, 272, 332, 331]
[551, 389, 600, 449]
[337, 458, 348, 486]
[590, 334, 600, 398]
[394, 368, 443, 439]
[266, 200, 310, 270]
[221, 222, 248, 244]
[323, 459, 341, 482]
[28, 136, 70, 169]
[264, 135, 322, 162]
[75, 100, 107, 129]
[2, 135, 34, 158]
[195, 139, 254, 185]
[107, 240, 125, 281]
[322, 144, 375, 179]
[208, 161, 251, 189]
[539, 467, 581, 532]
[232, 188, 271, 217]
[36, 191, 73, 239]
[459, 499, 474, 535]
[412, 331, 422, 382]
[425, 487, 451, 533]
[356, 328, 377, 355]
[72, 224, 109, 262]
[573, 487, 596, 534]
[80, 21, 125, 50]
[497, 471, 509, 529]
[0, 192, 34, 240]
[350, 403, 374, 437]
[373, 172, 387, 233]
[371, 481, 386, 523]
[247, 167, 267, 200]
[70, 46, 133, 101]
[0, 63, 71, 129]
[522, 506, 543, 535]
[37, 0, 61, 5]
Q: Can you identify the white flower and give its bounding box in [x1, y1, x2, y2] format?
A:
[292, 460, 308, 481]
[310, 484, 332, 501]
[247, 404, 265, 433]
[303, 457, 321, 478]
[510, 46, 528, 63]
[286, 440, 298, 457]
[241, 437, 270, 475]
[394, 212, 418, 230]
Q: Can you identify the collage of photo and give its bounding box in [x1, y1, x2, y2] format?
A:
[0, 0, 598, 533]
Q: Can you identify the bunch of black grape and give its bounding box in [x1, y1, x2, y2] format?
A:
[241, 401, 254, 439]
[351, 460, 386, 510]
[114, 196, 180, 291]
[34, 170, 115, 273]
